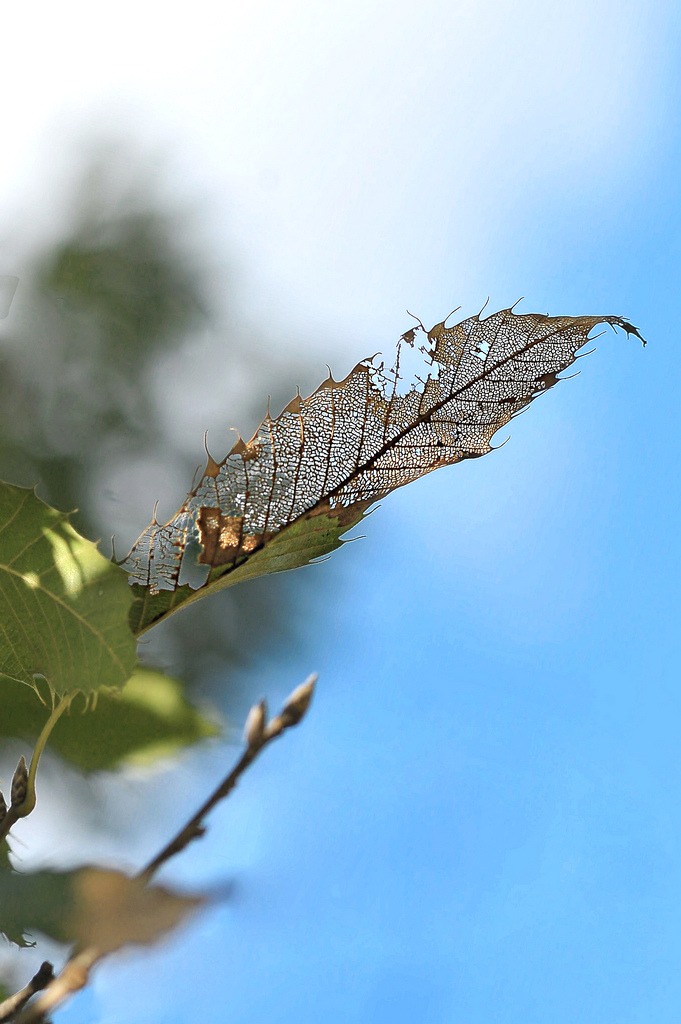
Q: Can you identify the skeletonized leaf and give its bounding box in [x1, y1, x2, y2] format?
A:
[123, 307, 643, 634]
[0, 483, 137, 699]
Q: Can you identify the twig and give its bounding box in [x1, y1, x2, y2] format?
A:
[139, 674, 316, 881]
[14, 949, 98, 1024]
[13, 675, 317, 1024]
[0, 962, 54, 1022]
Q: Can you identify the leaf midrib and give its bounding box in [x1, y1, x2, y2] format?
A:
[325, 316, 576, 501]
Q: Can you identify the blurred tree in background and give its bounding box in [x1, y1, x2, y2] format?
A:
[0, 140, 315, 758]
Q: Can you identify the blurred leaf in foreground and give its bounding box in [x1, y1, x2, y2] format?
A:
[0, 668, 220, 772]
[0, 482, 136, 700]
[0, 855, 203, 951]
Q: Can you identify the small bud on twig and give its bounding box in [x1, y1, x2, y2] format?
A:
[282, 674, 317, 725]
[140, 672, 319, 883]
[244, 700, 268, 749]
[266, 674, 317, 737]
[11, 756, 28, 809]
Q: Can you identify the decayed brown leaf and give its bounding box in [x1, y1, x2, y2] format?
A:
[0, 861, 203, 953]
[68, 868, 203, 955]
[122, 306, 643, 628]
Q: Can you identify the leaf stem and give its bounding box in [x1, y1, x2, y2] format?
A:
[24, 696, 71, 815]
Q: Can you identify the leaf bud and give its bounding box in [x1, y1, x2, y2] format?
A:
[244, 700, 268, 749]
[280, 673, 317, 727]
[11, 756, 28, 809]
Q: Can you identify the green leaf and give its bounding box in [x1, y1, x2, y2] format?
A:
[0, 668, 219, 772]
[0, 482, 137, 699]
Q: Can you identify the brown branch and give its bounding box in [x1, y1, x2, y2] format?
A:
[0, 962, 54, 1023]
[13, 675, 317, 1024]
[14, 950, 98, 1024]
[139, 674, 316, 882]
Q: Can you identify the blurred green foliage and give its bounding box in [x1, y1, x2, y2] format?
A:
[0, 669, 218, 772]
[0, 161, 205, 519]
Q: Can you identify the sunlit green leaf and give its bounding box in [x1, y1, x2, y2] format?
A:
[0, 482, 137, 699]
[0, 669, 219, 772]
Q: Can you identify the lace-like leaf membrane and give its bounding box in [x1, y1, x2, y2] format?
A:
[123, 307, 643, 634]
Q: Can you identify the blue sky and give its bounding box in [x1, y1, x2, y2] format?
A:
[2, 1, 681, 1021]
